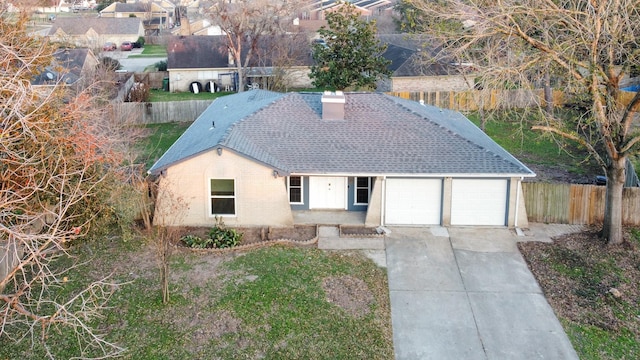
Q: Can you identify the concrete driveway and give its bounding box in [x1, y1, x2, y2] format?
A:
[386, 227, 579, 360]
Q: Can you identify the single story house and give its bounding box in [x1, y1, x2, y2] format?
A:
[298, 0, 394, 20]
[149, 90, 535, 228]
[47, 17, 145, 49]
[377, 34, 476, 92]
[31, 48, 99, 89]
[167, 35, 313, 92]
[99, 0, 173, 33]
[171, 18, 223, 36]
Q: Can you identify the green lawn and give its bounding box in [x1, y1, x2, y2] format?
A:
[128, 44, 168, 58]
[138, 121, 191, 168]
[149, 89, 233, 102]
[0, 241, 393, 359]
[467, 111, 600, 175]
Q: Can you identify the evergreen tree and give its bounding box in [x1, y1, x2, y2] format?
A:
[310, 2, 391, 91]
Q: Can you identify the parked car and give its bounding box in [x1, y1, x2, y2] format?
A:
[102, 42, 117, 51]
[120, 41, 133, 51]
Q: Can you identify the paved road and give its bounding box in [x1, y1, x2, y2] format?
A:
[101, 49, 166, 73]
[385, 227, 579, 360]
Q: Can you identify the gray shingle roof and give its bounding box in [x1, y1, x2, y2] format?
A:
[379, 34, 464, 77]
[31, 48, 91, 85]
[167, 35, 313, 70]
[167, 36, 230, 69]
[48, 17, 143, 36]
[149, 90, 534, 177]
[149, 90, 286, 173]
[113, 3, 148, 12]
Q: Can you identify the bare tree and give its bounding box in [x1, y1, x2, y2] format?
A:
[149, 181, 187, 304]
[252, 33, 312, 91]
[409, 0, 640, 244]
[0, 10, 139, 358]
[204, 0, 301, 92]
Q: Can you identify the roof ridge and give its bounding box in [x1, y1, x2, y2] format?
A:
[385, 94, 532, 173]
[219, 90, 287, 144]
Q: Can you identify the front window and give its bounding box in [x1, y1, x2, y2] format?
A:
[288, 176, 303, 204]
[355, 177, 372, 205]
[210, 179, 235, 215]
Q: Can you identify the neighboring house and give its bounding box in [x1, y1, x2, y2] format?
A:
[295, 0, 395, 32]
[298, 0, 394, 20]
[47, 17, 145, 49]
[377, 34, 476, 92]
[167, 35, 313, 92]
[149, 90, 535, 228]
[171, 18, 224, 36]
[166, 35, 236, 92]
[31, 48, 99, 89]
[99, 0, 174, 34]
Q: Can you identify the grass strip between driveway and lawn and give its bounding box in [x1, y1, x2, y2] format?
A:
[0, 241, 393, 359]
[127, 44, 167, 58]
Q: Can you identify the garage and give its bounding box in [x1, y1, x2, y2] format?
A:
[451, 179, 508, 226]
[385, 178, 442, 225]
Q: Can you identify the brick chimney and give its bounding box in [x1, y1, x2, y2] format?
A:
[321, 91, 345, 120]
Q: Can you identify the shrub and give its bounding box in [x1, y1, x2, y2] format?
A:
[154, 60, 167, 71]
[127, 82, 150, 102]
[137, 36, 146, 47]
[181, 218, 242, 249]
[181, 234, 211, 248]
[99, 57, 121, 71]
[208, 227, 242, 248]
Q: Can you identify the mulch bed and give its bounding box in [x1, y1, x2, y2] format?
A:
[174, 225, 317, 247]
[518, 227, 640, 334]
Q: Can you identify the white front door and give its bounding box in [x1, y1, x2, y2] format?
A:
[309, 177, 347, 209]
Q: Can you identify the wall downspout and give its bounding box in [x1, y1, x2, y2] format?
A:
[514, 177, 523, 228]
[380, 176, 386, 226]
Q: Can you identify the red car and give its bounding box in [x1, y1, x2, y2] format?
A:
[102, 42, 116, 51]
[120, 41, 133, 51]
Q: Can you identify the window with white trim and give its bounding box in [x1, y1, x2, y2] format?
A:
[210, 179, 235, 215]
[355, 177, 372, 205]
[288, 176, 303, 204]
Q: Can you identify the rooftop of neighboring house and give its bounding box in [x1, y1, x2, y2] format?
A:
[167, 35, 313, 70]
[48, 17, 143, 36]
[31, 48, 95, 86]
[379, 34, 472, 77]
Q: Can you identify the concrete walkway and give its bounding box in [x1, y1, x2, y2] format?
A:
[385, 226, 579, 360]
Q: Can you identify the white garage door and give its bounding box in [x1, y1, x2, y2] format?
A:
[451, 179, 508, 226]
[385, 178, 442, 225]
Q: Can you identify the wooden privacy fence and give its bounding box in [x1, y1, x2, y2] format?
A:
[135, 71, 168, 90]
[522, 182, 640, 225]
[112, 100, 214, 124]
[388, 89, 638, 112]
